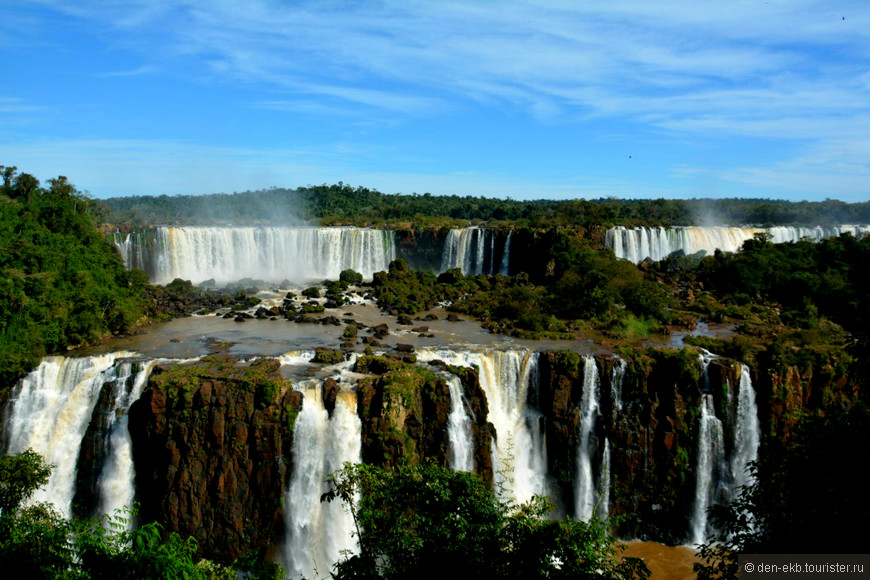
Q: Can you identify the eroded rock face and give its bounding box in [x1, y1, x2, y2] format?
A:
[536, 349, 739, 543]
[128, 354, 301, 563]
[123, 347, 857, 556]
[354, 356, 494, 483]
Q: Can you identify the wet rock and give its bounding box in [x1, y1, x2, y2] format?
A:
[396, 315, 413, 326]
[323, 378, 339, 417]
[320, 315, 342, 326]
[446, 314, 461, 322]
[423, 313, 439, 321]
[372, 324, 390, 339]
[411, 326, 429, 333]
[395, 343, 415, 353]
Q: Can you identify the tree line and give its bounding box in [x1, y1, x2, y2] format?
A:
[102, 182, 870, 227]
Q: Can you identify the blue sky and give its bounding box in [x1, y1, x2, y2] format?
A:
[1, 1, 869, 201]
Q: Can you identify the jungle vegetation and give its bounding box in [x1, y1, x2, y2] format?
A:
[103, 182, 870, 228]
[0, 166, 147, 394]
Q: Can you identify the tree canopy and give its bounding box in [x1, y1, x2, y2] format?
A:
[322, 461, 650, 579]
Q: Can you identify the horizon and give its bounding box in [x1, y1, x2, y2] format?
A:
[2, 1, 869, 202]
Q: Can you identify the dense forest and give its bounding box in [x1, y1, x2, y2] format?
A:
[103, 182, 870, 227]
[0, 166, 147, 392]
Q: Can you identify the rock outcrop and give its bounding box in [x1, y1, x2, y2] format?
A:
[128, 354, 301, 562]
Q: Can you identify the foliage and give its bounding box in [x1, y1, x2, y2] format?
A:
[322, 461, 649, 579]
[0, 449, 287, 579]
[102, 181, 870, 228]
[372, 244, 673, 339]
[0, 166, 145, 391]
[340, 269, 364, 285]
[0, 448, 52, 513]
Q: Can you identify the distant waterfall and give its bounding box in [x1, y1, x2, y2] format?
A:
[3, 353, 139, 516]
[113, 226, 396, 285]
[417, 348, 548, 505]
[441, 228, 511, 276]
[499, 231, 512, 275]
[285, 383, 362, 579]
[606, 225, 870, 263]
[575, 356, 602, 521]
[443, 373, 474, 471]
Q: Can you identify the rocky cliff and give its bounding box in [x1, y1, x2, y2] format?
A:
[118, 346, 859, 561]
[128, 354, 301, 562]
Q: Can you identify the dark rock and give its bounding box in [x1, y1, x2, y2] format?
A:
[128, 355, 299, 563]
[411, 326, 429, 333]
[320, 315, 342, 326]
[372, 323, 390, 339]
[396, 315, 413, 326]
[446, 314, 461, 322]
[395, 343, 415, 353]
[423, 313, 439, 321]
[323, 378, 339, 417]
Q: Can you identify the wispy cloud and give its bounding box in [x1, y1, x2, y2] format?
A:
[10, 1, 870, 200]
[100, 64, 159, 77]
[33, 1, 870, 128]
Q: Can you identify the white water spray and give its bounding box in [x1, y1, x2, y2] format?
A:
[284, 381, 362, 579]
[3, 353, 137, 516]
[114, 226, 396, 285]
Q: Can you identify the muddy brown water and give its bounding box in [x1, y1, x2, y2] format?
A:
[622, 541, 701, 580]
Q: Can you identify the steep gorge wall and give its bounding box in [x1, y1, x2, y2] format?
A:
[128, 355, 302, 561]
[35, 346, 856, 564]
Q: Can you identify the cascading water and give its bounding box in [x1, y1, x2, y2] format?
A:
[96, 360, 159, 521]
[575, 356, 602, 521]
[610, 357, 626, 413]
[442, 372, 474, 471]
[690, 394, 725, 545]
[113, 226, 396, 285]
[606, 225, 870, 263]
[416, 348, 548, 505]
[284, 378, 362, 579]
[440, 228, 511, 276]
[3, 353, 137, 516]
[500, 231, 512, 275]
[729, 364, 760, 494]
[688, 351, 762, 545]
[598, 440, 611, 520]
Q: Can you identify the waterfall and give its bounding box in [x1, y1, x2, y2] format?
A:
[96, 360, 159, 521]
[3, 353, 137, 516]
[690, 394, 726, 546]
[611, 357, 626, 413]
[499, 231, 512, 275]
[606, 225, 870, 263]
[440, 228, 510, 276]
[575, 356, 602, 521]
[443, 373, 474, 472]
[417, 348, 548, 505]
[598, 439, 611, 520]
[113, 226, 396, 285]
[729, 364, 759, 493]
[284, 382, 362, 579]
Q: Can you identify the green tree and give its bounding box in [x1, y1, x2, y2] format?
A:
[323, 461, 649, 579]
